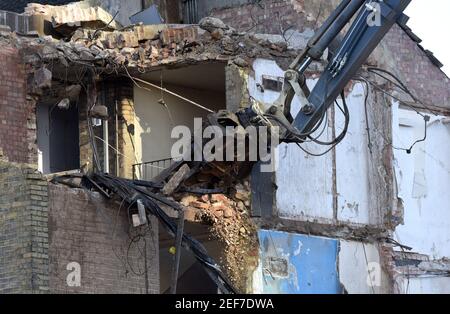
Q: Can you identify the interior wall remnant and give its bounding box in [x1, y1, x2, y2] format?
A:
[253, 230, 341, 294]
[393, 103, 450, 259]
[248, 59, 333, 222]
[339, 241, 390, 294]
[133, 64, 226, 173]
[397, 276, 450, 294]
[134, 84, 225, 167]
[335, 83, 370, 225]
[247, 58, 389, 226]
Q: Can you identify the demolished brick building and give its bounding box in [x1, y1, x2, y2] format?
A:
[0, 0, 449, 294]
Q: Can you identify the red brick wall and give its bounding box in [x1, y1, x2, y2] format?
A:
[48, 184, 160, 294]
[0, 45, 35, 164]
[381, 24, 450, 109]
[210, 0, 313, 35]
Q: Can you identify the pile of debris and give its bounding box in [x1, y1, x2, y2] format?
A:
[1, 10, 295, 79]
[65, 16, 292, 69]
[177, 181, 259, 292]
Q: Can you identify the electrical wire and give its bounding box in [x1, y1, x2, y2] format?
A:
[275, 90, 350, 157]
[90, 172, 238, 294]
[355, 76, 429, 154]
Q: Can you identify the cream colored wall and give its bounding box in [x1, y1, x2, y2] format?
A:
[134, 83, 225, 166]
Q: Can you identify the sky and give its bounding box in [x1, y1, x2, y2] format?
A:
[405, 0, 450, 76]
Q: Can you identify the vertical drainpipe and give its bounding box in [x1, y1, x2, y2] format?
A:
[103, 118, 109, 173]
[115, 100, 120, 177]
[102, 82, 109, 174]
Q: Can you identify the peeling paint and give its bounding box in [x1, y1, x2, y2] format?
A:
[255, 230, 340, 294]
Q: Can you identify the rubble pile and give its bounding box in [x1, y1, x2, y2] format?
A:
[1, 13, 294, 77]
[65, 16, 292, 70]
[176, 181, 259, 293]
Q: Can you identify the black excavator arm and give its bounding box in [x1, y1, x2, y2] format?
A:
[238, 0, 411, 143]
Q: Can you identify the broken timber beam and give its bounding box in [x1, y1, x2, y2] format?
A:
[162, 164, 190, 195]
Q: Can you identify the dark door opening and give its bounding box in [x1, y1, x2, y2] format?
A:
[37, 102, 80, 174]
[159, 221, 223, 294]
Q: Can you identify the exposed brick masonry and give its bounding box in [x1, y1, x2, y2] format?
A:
[0, 160, 49, 293]
[0, 45, 37, 164]
[380, 24, 450, 109]
[48, 184, 159, 294]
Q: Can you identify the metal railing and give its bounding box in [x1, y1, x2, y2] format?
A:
[183, 0, 199, 24]
[132, 158, 174, 180]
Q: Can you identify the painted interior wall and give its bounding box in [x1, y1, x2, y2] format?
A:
[134, 83, 225, 167]
[252, 232, 391, 294]
[339, 241, 390, 294]
[335, 84, 370, 224]
[253, 230, 341, 294]
[248, 58, 372, 224]
[398, 277, 450, 294]
[393, 104, 450, 259]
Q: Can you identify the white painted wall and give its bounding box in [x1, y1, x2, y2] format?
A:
[37, 103, 50, 174]
[398, 276, 450, 294]
[339, 240, 390, 294]
[393, 103, 450, 259]
[335, 83, 370, 224]
[248, 59, 371, 223]
[248, 59, 334, 220]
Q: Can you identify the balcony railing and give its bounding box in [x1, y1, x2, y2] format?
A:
[132, 158, 174, 181]
[183, 0, 199, 24]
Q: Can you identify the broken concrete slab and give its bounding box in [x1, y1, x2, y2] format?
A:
[89, 25, 167, 49]
[199, 17, 229, 32]
[34, 67, 52, 89]
[162, 164, 191, 196]
[24, 2, 121, 36]
[90, 105, 108, 119]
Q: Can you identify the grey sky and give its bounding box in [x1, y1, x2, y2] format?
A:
[405, 0, 450, 76]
